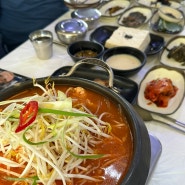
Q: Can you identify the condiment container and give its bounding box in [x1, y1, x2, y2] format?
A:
[29, 30, 53, 60]
[55, 18, 88, 44]
[71, 8, 101, 30]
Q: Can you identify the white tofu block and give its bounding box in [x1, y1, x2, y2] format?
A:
[105, 26, 151, 52]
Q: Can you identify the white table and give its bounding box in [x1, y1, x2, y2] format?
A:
[1, 7, 185, 185]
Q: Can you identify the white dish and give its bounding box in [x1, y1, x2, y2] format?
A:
[118, 6, 152, 27]
[137, 0, 180, 9]
[64, 0, 101, 8]
[160, 36, 185, 69]
[150, 9, 184, 34]
[99, 0, 130, 17]
[158, 6, 183, 23]
[137, 66, 185, 114]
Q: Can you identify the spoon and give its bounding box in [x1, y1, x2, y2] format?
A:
[133, 104, 185, 133]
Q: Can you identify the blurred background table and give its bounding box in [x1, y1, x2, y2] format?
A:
[1, 2, 185, 185]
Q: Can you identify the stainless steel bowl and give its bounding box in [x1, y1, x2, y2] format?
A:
[71, 8, 101, 30]
[55, 18, 88, 44]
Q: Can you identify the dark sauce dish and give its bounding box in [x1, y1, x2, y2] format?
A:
[90, 25, 165, 55]
[90, 25, 117, 46]
[67, 40, 104, 62]
[145, 33, 165, 55]
[52, 66, 138, 103]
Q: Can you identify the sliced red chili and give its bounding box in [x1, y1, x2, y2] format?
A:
[15, 101, 38, 133]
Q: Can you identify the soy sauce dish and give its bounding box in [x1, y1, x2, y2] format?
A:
[67, 40, 104, 62]
[102, 46, 146, 76]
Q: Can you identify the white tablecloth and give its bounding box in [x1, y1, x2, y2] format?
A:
[1, 6, 185, 185]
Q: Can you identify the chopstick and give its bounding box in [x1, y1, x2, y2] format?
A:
[158, 114, 185, 128]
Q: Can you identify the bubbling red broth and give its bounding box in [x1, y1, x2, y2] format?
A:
[0, 84, 133, 185]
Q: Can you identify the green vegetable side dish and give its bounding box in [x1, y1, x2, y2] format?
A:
[153, 18, 183, 34]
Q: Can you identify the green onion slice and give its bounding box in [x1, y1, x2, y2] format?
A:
[38, 108, 95, 117]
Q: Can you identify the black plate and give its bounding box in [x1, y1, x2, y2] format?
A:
[52, 66, 138, 103]
[0, 69, 29, 92]
[90, 25, 165, 55]
[148, 134, 162, 182]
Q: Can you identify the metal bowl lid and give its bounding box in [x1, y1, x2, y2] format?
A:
[71, 8, 101, 21]
[55, 19, 88, 34]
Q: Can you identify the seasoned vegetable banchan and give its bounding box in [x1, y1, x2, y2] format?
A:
[167, 43, 185, 65]
[0, 80, 133, 185]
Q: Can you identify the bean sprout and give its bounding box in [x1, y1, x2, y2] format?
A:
[0, 81, 111, 185]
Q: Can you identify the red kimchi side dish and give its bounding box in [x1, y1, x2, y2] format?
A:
[0, 80, 133, 185]
[144, 78, 178, 107]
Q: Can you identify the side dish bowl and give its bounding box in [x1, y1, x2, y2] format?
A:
[99, 0, 130, 17]
[118, 5, 152, 28]
[55, 19, 88, 44]
[150, 8, 184, 35]
[64, 0, 101, 9]
[67, 40, 104, 62]
[71, 8, 101, 30]
[160, 36, 185, 69]
[102, 46, 146, 76]
[137, 0, 181, 9]
[137, 65, 185, 114]
[158, 6, 183, 23]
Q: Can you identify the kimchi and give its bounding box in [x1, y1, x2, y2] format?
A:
[144, 78, 178, 107]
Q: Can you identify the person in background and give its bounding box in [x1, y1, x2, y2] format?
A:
[0, 0, 68, 57]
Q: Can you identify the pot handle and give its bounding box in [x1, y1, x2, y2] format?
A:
[61, 58, 119, 93]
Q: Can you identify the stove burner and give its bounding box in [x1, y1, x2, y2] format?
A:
[147, 134, 162, 182]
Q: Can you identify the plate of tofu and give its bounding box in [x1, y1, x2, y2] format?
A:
[90, 25, 165, 55]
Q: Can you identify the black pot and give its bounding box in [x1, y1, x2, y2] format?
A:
[0, 59, 151, 185]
